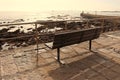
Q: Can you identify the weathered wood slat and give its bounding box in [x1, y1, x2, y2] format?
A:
[52, 27, 101, 49]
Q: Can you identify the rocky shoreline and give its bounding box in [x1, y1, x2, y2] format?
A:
[0, 19, 89, 51]
[1, 14, 120, 51]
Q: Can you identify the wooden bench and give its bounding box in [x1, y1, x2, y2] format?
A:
[44, 27, 102, 63]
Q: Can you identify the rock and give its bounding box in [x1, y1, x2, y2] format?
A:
[1, 42, 10, 51]
[20, 26, 23, 28]
[12, 19, 24, 23]
[0, 28, 9, 33]
[21, 42, 28, 47]
[27, 38, 35, 45]
[9, 26, 15, 29]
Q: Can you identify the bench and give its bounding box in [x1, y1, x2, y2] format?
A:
[44, 27, 102, 63]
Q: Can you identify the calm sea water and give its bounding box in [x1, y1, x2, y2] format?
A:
[0, 11, 120, 22]
[0, 10, 81, 22]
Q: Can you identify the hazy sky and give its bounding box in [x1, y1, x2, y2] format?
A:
[0, 0, 120, 11]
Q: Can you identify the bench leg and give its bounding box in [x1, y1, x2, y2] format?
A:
[89, 40, 92, 51]
[57, 48, 60, 63]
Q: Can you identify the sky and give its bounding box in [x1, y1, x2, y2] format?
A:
[0, 0, 120, 11]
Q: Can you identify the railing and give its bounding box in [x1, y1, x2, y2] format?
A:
[0, 18, 120, 43]
[0, 18, 120, 66]
[0, 21, 65, 66]
[0, 20, 81, 66]
[83, 17, 120, 31]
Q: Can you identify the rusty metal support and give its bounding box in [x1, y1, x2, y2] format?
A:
[101, 19, 104, 33]
[64, 21, 67, 30]
[113, 19, 117, 31]
[35, 23, 39, 67]
[101, 19, 104, 27]
[86, 20, 89, 28]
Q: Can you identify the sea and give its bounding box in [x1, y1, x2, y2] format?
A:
[0, 10, 120, 22]
[0, 10, 81, 22]
[1, 10, 120, 31]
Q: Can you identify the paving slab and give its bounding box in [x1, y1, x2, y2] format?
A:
[0, 31, 120, 80]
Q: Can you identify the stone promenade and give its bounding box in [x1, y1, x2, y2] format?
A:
[0, 30, 120, 80]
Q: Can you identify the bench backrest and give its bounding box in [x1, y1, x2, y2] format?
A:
[52, 27, 102, 49]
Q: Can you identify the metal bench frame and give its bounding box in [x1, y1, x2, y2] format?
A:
[44, 27, 102, 63]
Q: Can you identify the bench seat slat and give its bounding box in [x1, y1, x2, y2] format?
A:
[45, 27, 101, 49]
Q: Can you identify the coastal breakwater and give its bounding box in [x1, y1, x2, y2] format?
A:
[81, 13, 120, 31]
[81, 12, 120, 19]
